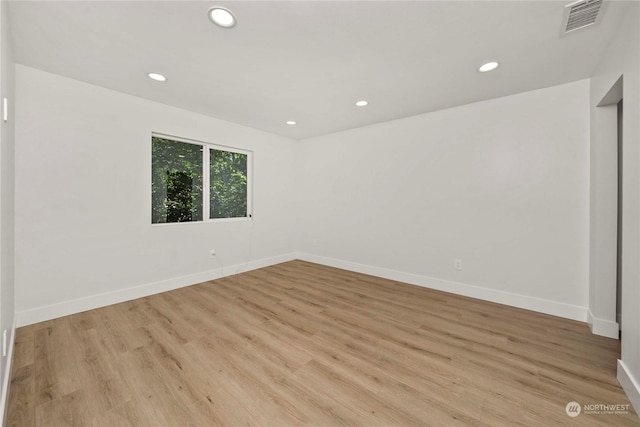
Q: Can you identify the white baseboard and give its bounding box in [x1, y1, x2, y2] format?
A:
[587, 309, 620, 339]
[16, 252, 297, 327]
[16, 251, 589, 326]
[297, 253, 587, 322]
[0, 316, 17, 425]
[618, 359, 640, 416]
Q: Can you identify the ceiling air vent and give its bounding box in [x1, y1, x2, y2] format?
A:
[562, 0, 604, 33]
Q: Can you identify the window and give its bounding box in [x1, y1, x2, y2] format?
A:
[152, 135, 251, 224]
[210, 148, 248, 219]
[151, 137, 203, 223]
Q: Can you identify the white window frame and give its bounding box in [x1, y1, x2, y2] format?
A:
[152, 132, 253, 225]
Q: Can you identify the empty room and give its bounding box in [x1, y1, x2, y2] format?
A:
[0, 0, 638, 425]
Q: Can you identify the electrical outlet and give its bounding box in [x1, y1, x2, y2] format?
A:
[209, 249, 216, 258]
[2, 330, 7, 357]
[454, 259, 463, 270]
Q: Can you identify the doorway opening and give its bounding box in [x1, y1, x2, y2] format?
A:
[616, 99, 623, 334]
[591, 74, 623, 339]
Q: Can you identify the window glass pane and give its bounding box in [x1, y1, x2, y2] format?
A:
[210, 149, 247, 219]
[152, 137, 203, 223]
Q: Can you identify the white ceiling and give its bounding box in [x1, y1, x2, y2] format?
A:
[8, 1, 630, 140]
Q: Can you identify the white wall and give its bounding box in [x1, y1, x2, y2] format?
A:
[298, 80, 590, 321]
[0, 0, 16, 419]
[590, 2, 640, 414]
[14, 66, 298, 325]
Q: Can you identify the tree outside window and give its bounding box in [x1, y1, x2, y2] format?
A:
[152, 135, 250, 224]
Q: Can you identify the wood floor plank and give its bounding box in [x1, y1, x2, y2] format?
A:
[33, 321, 81, 407]
[7, 260, 638, 426]
[116, 346, 198, 426]
[89, 400, 141, 427]
[34, 389, 89, 427]
[7, 364, 35, 426]
[64, 322, 132, 416]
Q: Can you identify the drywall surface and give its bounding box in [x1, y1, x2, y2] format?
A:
[15, 66, 298, 323]
[0, 0, 16, 420]
[590, 2, 640, 414]
[298, 79, 590, 319]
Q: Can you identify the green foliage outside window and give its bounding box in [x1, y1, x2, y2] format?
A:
[210, 149, 247, 219]
[152, 136, 249, 223]
[152, 137, 203, 223]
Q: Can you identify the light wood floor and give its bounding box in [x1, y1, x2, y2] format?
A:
[7, 260, 639, 426]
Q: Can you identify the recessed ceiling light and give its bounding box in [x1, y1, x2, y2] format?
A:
[355, 100, 369, 107]
[208, 7, 236, 28]
[147, 72, 167, 82]
[478, 61, 499, 72]
[286, 120, 297, 125]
